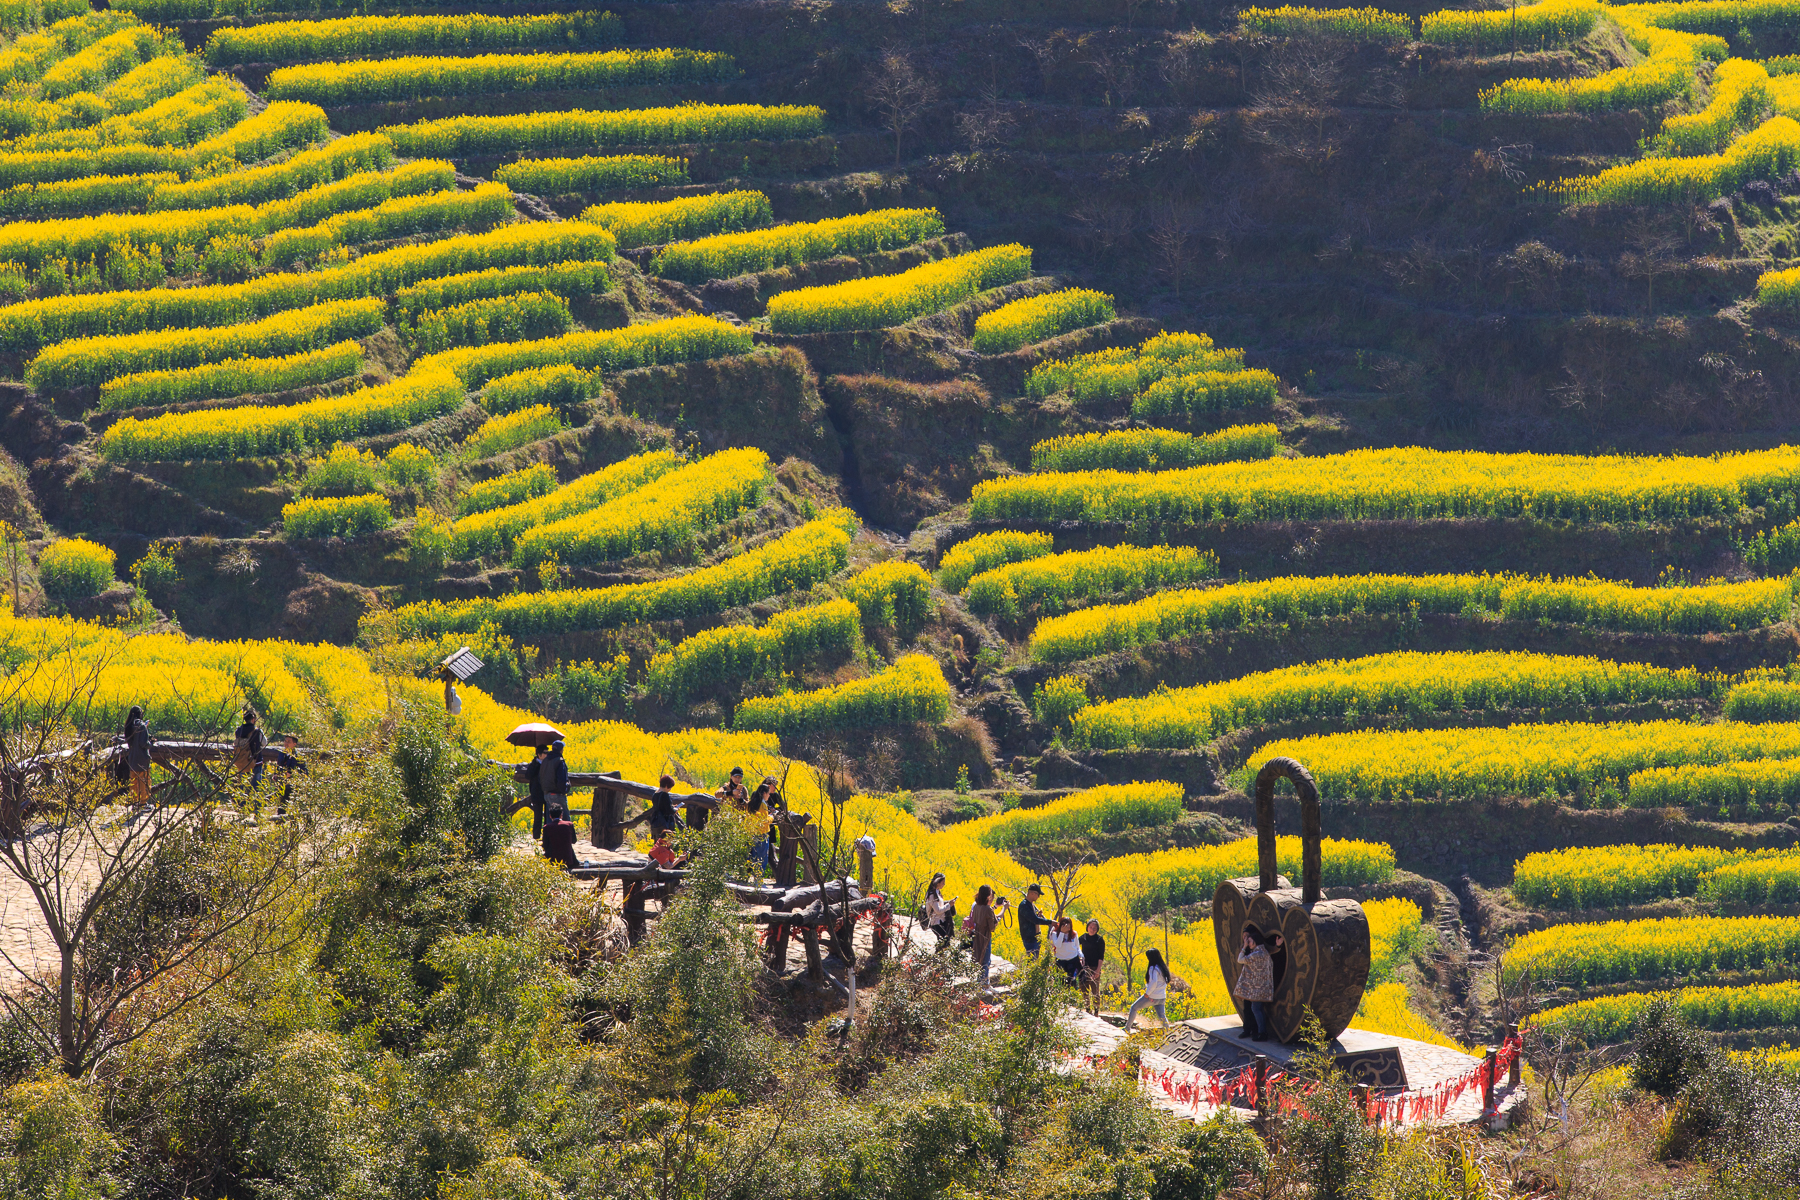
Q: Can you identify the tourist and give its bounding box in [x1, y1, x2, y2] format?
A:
[1016, 882, 1054, 960]
[968, 885, 998, 991]
[923, 873, 955, 945]
[648, 827, 680, 869]
[1234, 929, 1275, 1041]
[234, 705, 265, 791]
[740, 779, 773, 878]
[523, 744, 548, 838]
[1079, 919, 1106, 1016]
[543, 740, 569, 818]
[645, 775, 682, 838]
[714, 766, 747, 808]
[266, 732, 308, 813]
[542, 808, 581, 869]
[122, 705, 152, 806]
[1126, 948, 1171, 1031]
[1049, 916, 1083, 987]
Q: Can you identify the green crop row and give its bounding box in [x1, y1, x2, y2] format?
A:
[450, 449, 684, 560]
[1505, 914, 1800, 986]
[477, 363, 599, 415]
[936, 530, 1052, 593]
[1031, 425, 1281, 472]
[393, 261, 611, 324]
[148, 132, 392, 210]
[1035, 572, 1793, 664]
[30, 296, 384, 391]
[462, 405, 563, 460]
[494, 154, 687, 196]
[96, 340, 364, 411]
[381, 103, 827, 157]
[202, 12, 622, 66]
[511, 447, 769, 568]
[267, 49, 735, 105]
[643, 597, 862, 705]
[282, 492, 391, 539]
[99, 366, 465, 461]
[261, 179, 511, 268]
[388, 511, 859, 639]
[416, 313, 754, 389]
[766, 244, 1031, 334]
[456, 464, 557, 517]
[1512, 844, 1779, 910]
[1624, 758, 1800, 814]
[1133, 368, 1281, 421]
[1531, 983, 1800, 1042]
[579, 189, 770, 250]
[963, 544, 1218, 620]
[0, 223, 615, 354]
[1070, 649, 1718, 751]
[972, 445, 1800, 527]
[960, 782, 1183, 852]
[649, 207, 945, 284]
[972, 288, 1115, 354]
[733, 653, 951, 737]
[0, 171, 175, 218]
[407, 291, 573, 356]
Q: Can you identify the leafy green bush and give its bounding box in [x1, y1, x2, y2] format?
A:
[38, 537, 115, 602]
[282, 492, 392, 538]
[1032, 674, 1089, 733]
[384, 443, 436, 487]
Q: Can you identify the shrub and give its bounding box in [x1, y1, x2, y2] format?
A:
[1742, 517, 1800, 571]
[733, 654, 952, 736]
[384, 443, 436, 487]
[765, 244, 1031, 334]
[130, 541, 178, 600]
[407, 292, 573, 355]
[297, 443, 381, 497]
[579, 190, 771, 250]
[495, 154, 688, 195]
[837, 560, 933, 636]
[38, 537, 114, 602]
[1032, 675, 1089, 733]
[282, 493, 392, 539]
[478, 364, 598, 415]
[937, 530, 1053, 593]
[462, 406, 564, 460]
[457, 464, 557, 516]
[972, 288, 1115, 354]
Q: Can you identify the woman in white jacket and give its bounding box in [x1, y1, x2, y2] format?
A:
[1048, 917, 1084, 987]
[1127, 948, 1171, 1030]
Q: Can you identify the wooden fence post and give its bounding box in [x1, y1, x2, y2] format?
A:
[801, 826, 820, 884]
[856, 843, 873, 893]
[592, 771, 623, 848]
[803, 925, 824, 983]
[1507, 1023, 1521, 1087]
[1254, 1054, 1269, 1122]
[1482, 1046, 1498, 1114]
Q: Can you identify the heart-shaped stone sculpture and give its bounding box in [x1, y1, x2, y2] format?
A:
[1211, 756, 1371, 1043]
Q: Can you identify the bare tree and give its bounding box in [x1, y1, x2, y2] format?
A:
[1247, 38, 1348, 167]
[0, 651, 330, 1077]
[1071, 199, 1136, 259]
[955, 87, 1016, 157]
[1619, 215, 1684, 317]
[1147, 199, 1202, 296]
[867, 50, 938, 169]
[1087, 46, 1136, 108]
[1018, 35, 1072, 97]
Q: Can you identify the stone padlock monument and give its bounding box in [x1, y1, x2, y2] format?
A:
[1211, 756, 1371, 1043]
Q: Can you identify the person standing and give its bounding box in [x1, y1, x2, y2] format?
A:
[1016, 883, 1055, 960]
[542, 740, 569, 819]
[234, 705, 265, 791]
[1235, 930, 1276, 1042]
[1079, 919, 1107, 1016]
[266, 733, 308, 814]
[923, 874, 955, 946]
[1049, 917, 1083, 987]
[122, 705, 152, 806]
[523, 744, 548, 838]
[645, 775, 682, 839]
[1127, 948, 1171, 1031]
[969, 885, 998, 992]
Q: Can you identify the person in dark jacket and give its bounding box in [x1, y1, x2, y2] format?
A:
[645, 775, 681, 838]
[234, 705, 265, 791]
[1079, 919, 1106, 1016]
[542, 740, 569, 817]
[123, 706, 152, 805]
[1016, 883, 1055, 960]
[266, 733, 308, 814]
[542, 809, 584, 869]
[522, 744, 548, 837]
